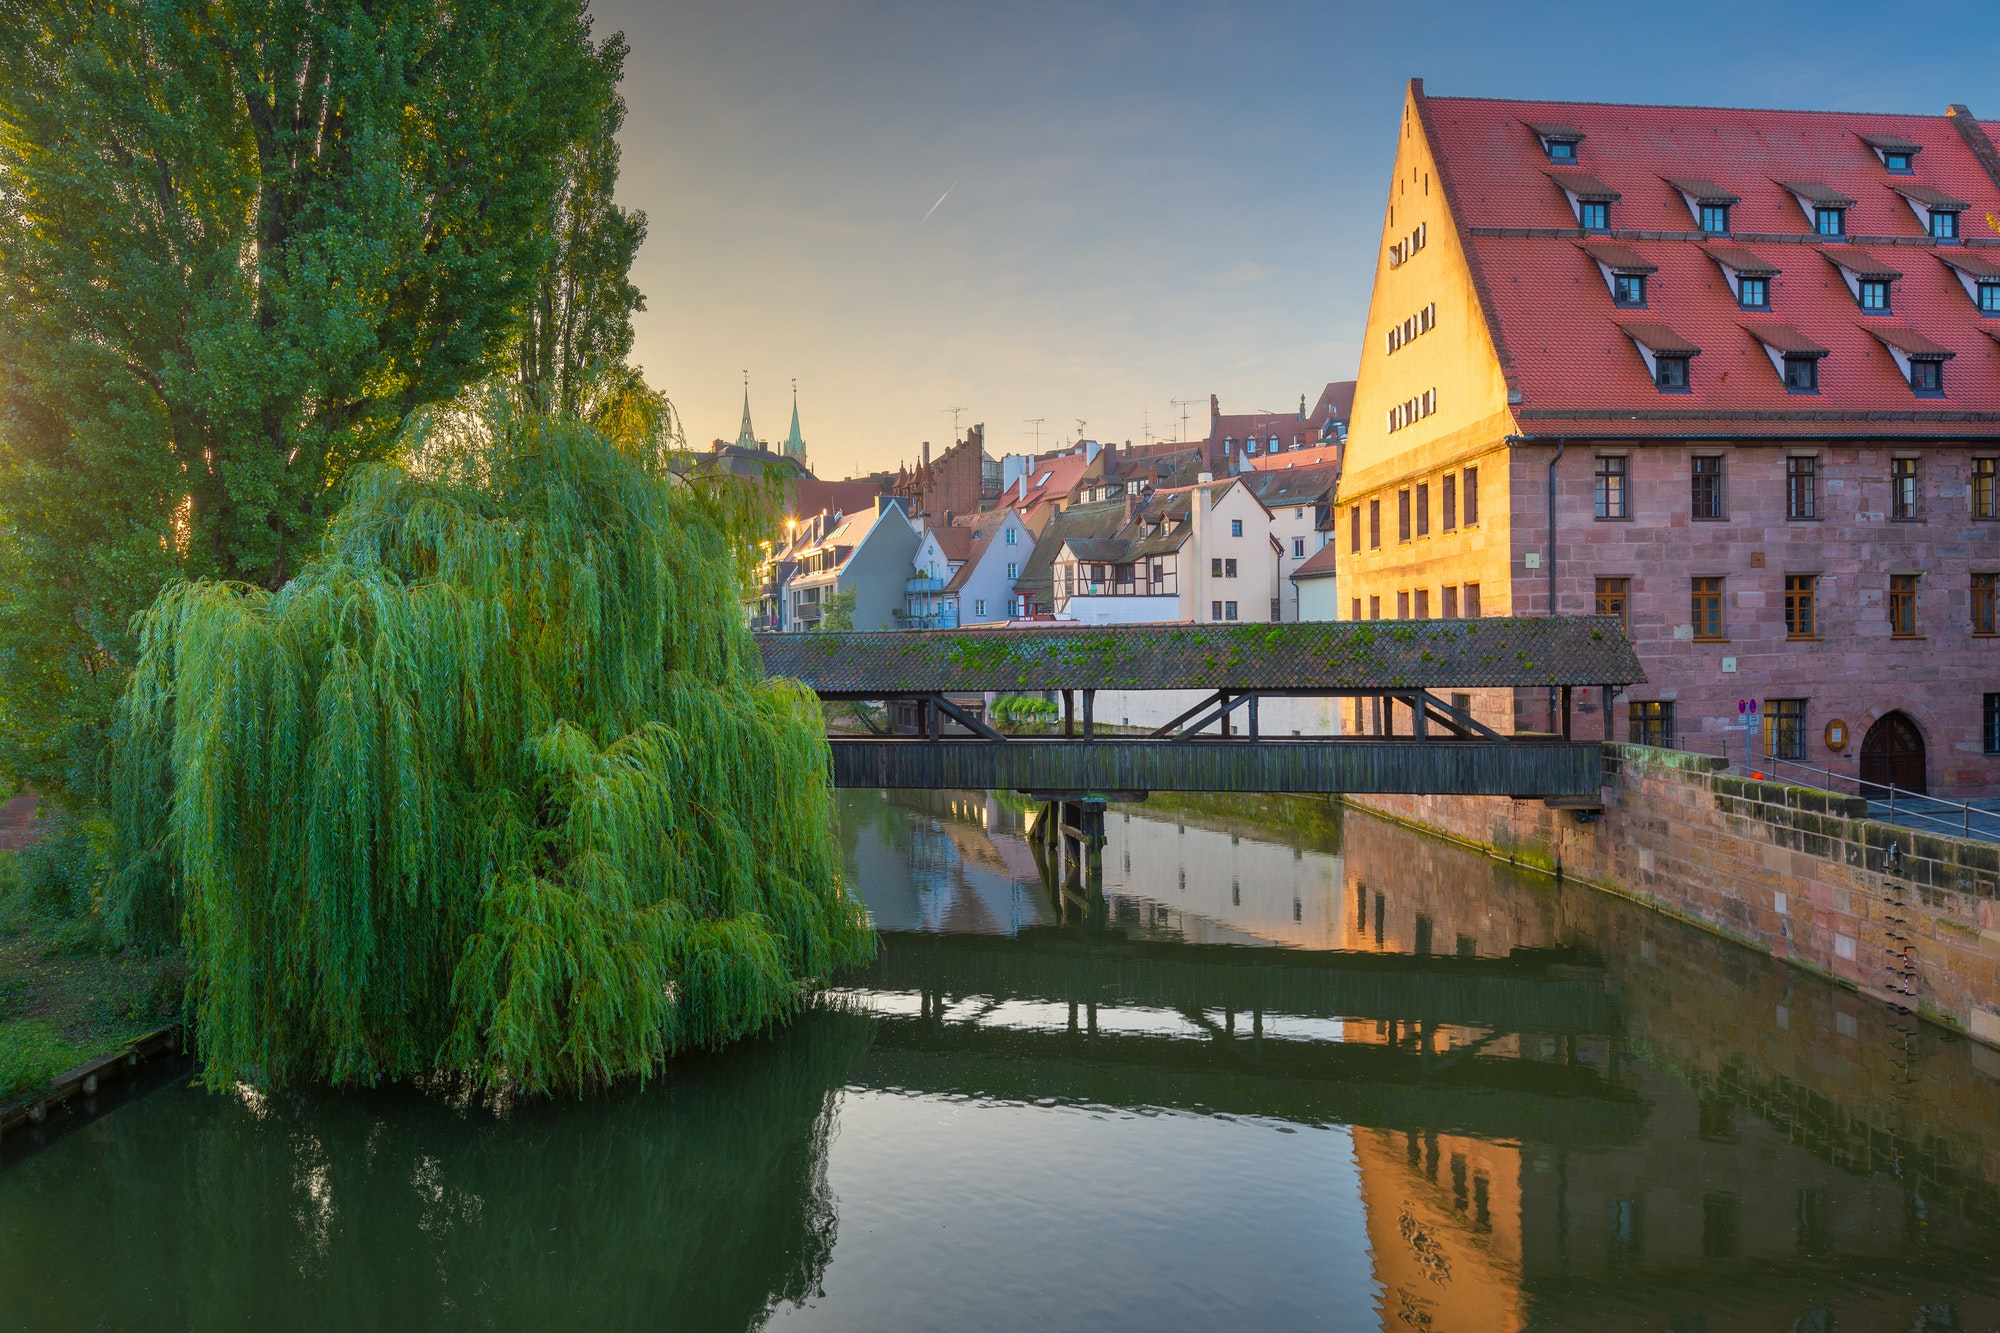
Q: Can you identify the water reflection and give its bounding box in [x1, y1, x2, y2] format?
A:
[3, 789, 1999, 1331]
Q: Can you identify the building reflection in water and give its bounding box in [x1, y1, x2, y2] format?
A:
[843, 788, 2000, 1332]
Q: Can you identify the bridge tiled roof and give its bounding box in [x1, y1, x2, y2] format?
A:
[759, 616, 1644, 694]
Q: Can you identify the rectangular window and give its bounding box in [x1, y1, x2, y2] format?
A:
[1442, 474, 1457, 531]
[1629, 700, 1674, 748]
[1911, 359, 1943, 396]
[1369, 499, 1381, 549]
[1595, 455, 1629, 519]
[1982, 283, 2000, 314]
[1579, 200, 1608, 230]
[1004, 527, 1017, 545]
[1700, 204, 1730, 234]
[1890, 573, 1919, 637]
[1656, 356, 1688, 391]
[1292, 537, 1305, 559]
[1463, 468, 1479, 525]
[1212, 557, 1223, 577]
[1462, 583, 1480, 617]
[1784, 357, 1818, 392]
[1739, 276, 1768, 309]
[1986, 694, 2000, 754]
[1692, 576, 1725, 640]
[1815, 207, 1845, 236]
[1613, 274, 1646, 307]
[1786, 456, 1818, 519]
[1595, 577, 1630, 633]
[1006, 561, 1019, 578]
[1224, 600, 1238, 621]
[1442, 585, 1459, 617]
[1764, 698, 1806, 762]
[1976, 459, 1997, 519]
[1691, 456, 1723, 519]
[1224, 558, 1237, 578]
[1859, 279, 1889, 312]
[1397, 489, 1411, 542]
[1415, 482, 1430, 537]
[973, 598, 986, 616]
[1350, 505, 1362, 553]
[1231, 518, 1243, 537]
[1891, 457, 1919, 520]
[1397, 591, 1410, 619]
[1414, 589, 1430, 618]
[1368, 595, 1381, 620]
[1784, 575, 1817, 638]
[1211, 600, 1223, 621]
[1974, 574, 1997, 635]
[1932, 210, 1958, 240]
[1351, 597, 1361, 621]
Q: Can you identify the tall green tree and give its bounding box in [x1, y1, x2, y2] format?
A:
[0, 0, 623, 795]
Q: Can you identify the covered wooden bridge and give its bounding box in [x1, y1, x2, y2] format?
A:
[758, 616, 1642, 800]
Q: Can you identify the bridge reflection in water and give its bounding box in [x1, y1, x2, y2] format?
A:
[841, 788, 2000, 1332]
[8, 789, 2000, 1330]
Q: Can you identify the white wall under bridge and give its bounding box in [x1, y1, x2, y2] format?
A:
[1007, 689, 1347, 738]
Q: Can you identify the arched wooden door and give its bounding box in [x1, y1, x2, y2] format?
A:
[1859, 711, 1927, 796]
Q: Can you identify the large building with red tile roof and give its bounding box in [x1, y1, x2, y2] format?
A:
[1338, 80, 2000, 794]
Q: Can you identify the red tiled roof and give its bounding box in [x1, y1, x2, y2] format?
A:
[1000, 453, 1091, 511]
[928, 526, 973, 561]
[1941, 251, 2000, 281]
[1891, 181, 1971, 212]
[1664, 176, 1741, 205]
[1579, 240, 1656, 273]
[1418, 89, 2000, 436]
[1868, 324, 1957, 359]
[1312, 381, 1357, 423]
[1291, 541, 1340, 581]
[1243, 443, 1343, 472]
[1546, 168, 1621, 201]
[1819, 246, 1902, 281]
[790, 476, 885, 521]
[1778, 179, 1857, 209]
[1615, 319, 1703, 357]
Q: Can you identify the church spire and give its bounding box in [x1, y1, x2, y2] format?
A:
[734, 371, 757, 449]
[783, 378, 807, 464]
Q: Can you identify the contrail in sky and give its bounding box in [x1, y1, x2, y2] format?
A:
[919, 183, 956, 225]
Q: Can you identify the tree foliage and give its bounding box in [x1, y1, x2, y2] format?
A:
[0, 0, 625, 795]
[111, 405, 873, 1091]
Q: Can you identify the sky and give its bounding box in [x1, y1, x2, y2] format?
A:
[596, 0, 2000, 480]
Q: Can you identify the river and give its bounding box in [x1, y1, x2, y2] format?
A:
[4, 790, 1999, 1331]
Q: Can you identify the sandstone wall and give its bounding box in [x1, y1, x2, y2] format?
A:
[1350, 743, 2000, 1047]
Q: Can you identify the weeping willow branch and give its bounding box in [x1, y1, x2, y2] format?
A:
[110, 403, 872, 1092]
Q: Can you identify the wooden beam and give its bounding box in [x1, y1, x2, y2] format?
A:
[933, 694, 1008, 743]
[1149, 691, 1224, 738]
[1167, 692, 1257, 743]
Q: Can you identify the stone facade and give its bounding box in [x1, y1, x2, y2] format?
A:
[1350, 743, 2000, 1049]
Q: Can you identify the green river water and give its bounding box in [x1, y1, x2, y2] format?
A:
[3, 790, 1998, 1331]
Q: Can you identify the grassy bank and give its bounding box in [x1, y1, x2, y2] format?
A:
[0, 839, 186, 1102]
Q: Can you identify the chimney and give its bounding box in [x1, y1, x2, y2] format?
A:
[1197, 471, 1213, 485]
[1122, 492, 1137, 529]
[922, 441, 931, 470]
[1209, 393, 1220, 428]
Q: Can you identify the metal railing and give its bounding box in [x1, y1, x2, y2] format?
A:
[1716, 748, 2000, 841]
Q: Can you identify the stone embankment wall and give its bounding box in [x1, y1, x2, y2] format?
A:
[1350, 744, 2000, 1048]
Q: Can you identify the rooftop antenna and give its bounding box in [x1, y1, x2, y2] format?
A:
[1074, 419, 1087, 443]
[944, 405, 969, 440]
[1023, 417, 1045, 453]
[1171, 398, 1201, 444]
[1142, 409, 1151, 447]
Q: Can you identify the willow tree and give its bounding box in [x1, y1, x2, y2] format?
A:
[111, 405, 873, 1092]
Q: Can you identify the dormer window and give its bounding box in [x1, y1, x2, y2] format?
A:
[1931, 210, 1959, 241]
[1613, 274, 1646, 307]
[1911, 359, 1944, 397]
[1579, 200, 1609, 230]
[1884, 151, 1912, 173]
[1816, 207, 1846, 237]
[1983, 283, 2000, 315]
[1739, 276, 1769, 310]
[1868, 325, 1956, 397]
[1619, 318, 1700, 395]
[1532, 122, 1586, 163]
[1785, 357, 1818, 392]
[1701, 204, 1730, 234]
[1859, 279, 1890, 312]
[1656, 357, 1689, 392]
[1860, 132, 1923, 173]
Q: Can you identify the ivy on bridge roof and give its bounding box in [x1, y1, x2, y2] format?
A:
[757, 617, 1645, 694]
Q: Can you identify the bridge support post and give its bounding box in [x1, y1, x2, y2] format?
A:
[1083, 689, 1095, 740]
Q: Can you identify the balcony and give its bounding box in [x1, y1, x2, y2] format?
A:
[906, 574, 946, 594]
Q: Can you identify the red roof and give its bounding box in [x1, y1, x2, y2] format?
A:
[1291, 541, 1340, 581]
[1419, 89, 2000, 436]
[1000, 453, 1091, 511]
[789, 475, 886, 521]
[927, 526, 973, 561]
